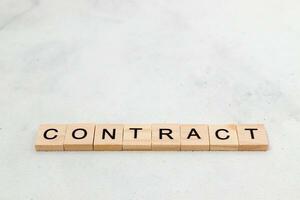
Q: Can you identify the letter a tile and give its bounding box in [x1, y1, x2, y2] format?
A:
[181, 125, 209, 151]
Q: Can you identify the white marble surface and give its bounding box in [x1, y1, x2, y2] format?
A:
[1, 0, 300, 199]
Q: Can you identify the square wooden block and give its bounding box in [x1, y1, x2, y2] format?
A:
[35, 124, 66, 151]
[123, 124, 152, 150]
[237, 124, 268, 151]
[64, 124, 95, 151]
[152, 124, 180, 151]
[180, 124, 209, 151]
[94, 124, 123, 151]
[209, 124, 238, 151]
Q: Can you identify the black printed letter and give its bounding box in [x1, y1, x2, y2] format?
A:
[102, 129, 116, 139]
[244, 128, 258, 139]
[215, 129, 230, 140]
[187, 128, 201, 139]
[129, 128, 143, 139]
[159, 129, 173, 139]
[72, 128, 87, 139]
[43, 129, 58, 140]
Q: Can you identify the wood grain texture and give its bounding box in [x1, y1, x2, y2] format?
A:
[35, 124, 66, 151]
[180, 124, 209, 151]
[123, 124, 152, 150]
[94, 124, 123, 151]
[152, 124, 180, 151]
[35, 123, 269, 151]
[64, 124, 95, 151]
[209, 124, 238, 151]
[237, 124, 268, 151]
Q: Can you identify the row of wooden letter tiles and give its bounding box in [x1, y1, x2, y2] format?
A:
[35, 124, 269, 151]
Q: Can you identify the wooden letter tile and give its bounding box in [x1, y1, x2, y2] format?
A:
[180, 125, 209, 151]
[64, 124, 95, 151]
[209, 124, 238, 151]
[237, 124, 268, 151]
[123, 124, 152, 150]
[152, 124, 180, 151]
[35, 124, 66, 151]
[94, 124, 123, 151]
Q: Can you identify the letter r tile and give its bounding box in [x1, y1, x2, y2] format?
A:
[152, 124, 180, 151]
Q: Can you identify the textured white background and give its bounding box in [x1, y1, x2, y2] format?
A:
[0, 0, 300, 199]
